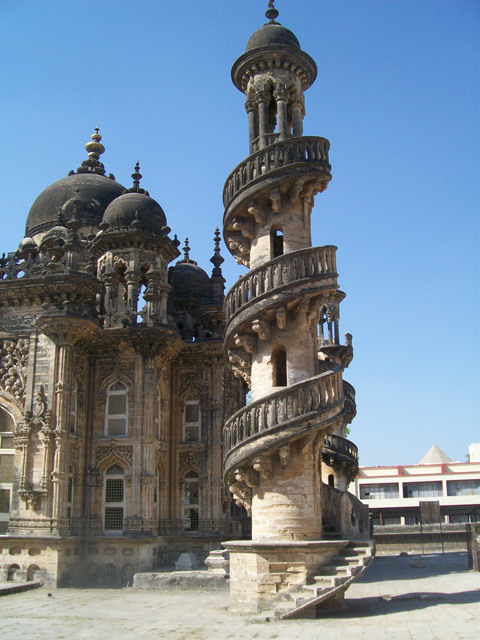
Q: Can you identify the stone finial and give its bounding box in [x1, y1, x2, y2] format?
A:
[265, 1, 279, 22]
[124, 162, 150, 195]
[183, 237, 191, 262]
[210, 227, 224, 274]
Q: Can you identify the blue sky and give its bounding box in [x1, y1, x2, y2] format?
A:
[0, 1, 478, 466]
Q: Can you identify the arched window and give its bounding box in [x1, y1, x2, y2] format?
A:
[70, 381, 78, 434]
[183, 396, 201, 443]
[183, 470, 199, 531]
[104, 464, 125, 534]
[273, 347, 287, 387]
[105, 382, 128, 436]
[271, 228, 284, 258]
[0, 407, 15, 533]
[328, 474, 335, 488]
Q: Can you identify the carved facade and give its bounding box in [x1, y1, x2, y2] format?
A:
[0, 138, 244, 585]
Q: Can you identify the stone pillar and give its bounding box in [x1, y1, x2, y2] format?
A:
[292, 101, 303, 137]
[274, 88, 289, 140]
[245, 99, 258, 154]
[256, 91, 270, 149]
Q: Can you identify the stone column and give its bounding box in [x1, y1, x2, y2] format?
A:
[256, 91, 270, 149]
[274, 88, 289, 140]
[245, 99, 258, 154]
[292, 101, 303, 137]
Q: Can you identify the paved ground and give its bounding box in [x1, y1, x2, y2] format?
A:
[0, 552, 479, 640]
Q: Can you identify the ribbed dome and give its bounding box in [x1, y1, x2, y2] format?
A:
[169, 262, 211, 302]
[246, 21, 300, 52]
[26, 173, 126, 238]
[101, 192, 167, 235]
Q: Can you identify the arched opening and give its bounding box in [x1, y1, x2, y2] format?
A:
[272, 346, 287, 387]
[328, 474, 335, 488]
[183, 470, 200, 531]
[7, 564, 20, 582]
[27, 565, 40, 581]
[105, 381, 128, 436]
[104, 464, 125, 534]
[271, 228, 284, 258]
[66, 466, 74, 527]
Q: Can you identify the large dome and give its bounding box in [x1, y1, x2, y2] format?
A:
[101, 191, 167, 235]
[26, 172, 126, 238]
[246, 21, 300, 52]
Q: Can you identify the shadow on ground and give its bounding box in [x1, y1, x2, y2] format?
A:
[358, 553, 470, 583]
[329, 588, 480, 619]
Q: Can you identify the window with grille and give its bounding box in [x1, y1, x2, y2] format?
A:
[402, 482, 443, 498]
[105, 382, 128, 436]
[104, 465, 125, 533]
[447, 480, 480, 496]
[360, 483, 399, 500]
[183, 397, 201, 442]
[184, 471, 200, 531]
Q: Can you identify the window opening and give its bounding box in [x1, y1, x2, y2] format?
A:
[184, 470, 199, 531]
[183, 396, 201, 442]
[105, 382, 128, 436]
[70, 381, 78, 434]
[271, 228, 284, 258]
[104, 464, 125, 533]
[273, 347, 287, 387]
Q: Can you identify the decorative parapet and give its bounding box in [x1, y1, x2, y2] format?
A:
[224, 245, 337, 332]
[323, 433, 358, 464]
[223, 136, 331, 215]
[224, 367, 345, 475]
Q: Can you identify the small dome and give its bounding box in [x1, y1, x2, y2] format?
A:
[26, 173, 126, 238]
[169, 262, 211, 303]
[101, 192, 167, 235]
[17, 236, 37, 254]
[246, 21, 300, 52]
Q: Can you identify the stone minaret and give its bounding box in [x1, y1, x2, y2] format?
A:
[222, 3, 359, 613]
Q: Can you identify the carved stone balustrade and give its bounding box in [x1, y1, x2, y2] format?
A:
[224, 366, 346, 476]
[224, 245, 338, 341]
[223, 136, 331, 220]
[323, 433, 358, 465]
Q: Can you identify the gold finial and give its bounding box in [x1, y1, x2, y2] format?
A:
[85, 127, 105, 160]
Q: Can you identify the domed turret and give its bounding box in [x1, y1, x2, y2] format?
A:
[168, 238, 211, 303]
[26, 130, 125, 240]
[246, 3, 300, 52]
[100, 163, 167, 235]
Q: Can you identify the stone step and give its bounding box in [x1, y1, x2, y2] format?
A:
[313, 575, 348, 588]
[316, 565, 349, 576]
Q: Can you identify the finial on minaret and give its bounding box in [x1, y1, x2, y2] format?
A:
[265, 1, 279, 22]
[210, 227, 224, 274]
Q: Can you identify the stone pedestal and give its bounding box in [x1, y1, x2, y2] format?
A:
[222, 539, 349, 613]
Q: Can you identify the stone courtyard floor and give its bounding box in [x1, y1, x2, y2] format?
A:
[0, 552, 479, 640]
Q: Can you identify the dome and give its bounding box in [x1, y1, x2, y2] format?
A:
[169, 262, 211, 303]
[246, 21, 300, 52]
[101, 192, 167, 235]
[26, 172, 126, 238]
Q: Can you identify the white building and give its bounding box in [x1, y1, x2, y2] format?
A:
[352, 444, 480, 526]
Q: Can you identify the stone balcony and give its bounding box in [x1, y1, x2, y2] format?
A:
[224, 245, 338, 343]
[223, 136, 331, 224]
[223, 366, 346, 476]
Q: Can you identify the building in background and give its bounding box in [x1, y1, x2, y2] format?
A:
[353, 443, 480, 526]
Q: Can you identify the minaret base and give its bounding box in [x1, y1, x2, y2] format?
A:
[222, 539, 349, 613]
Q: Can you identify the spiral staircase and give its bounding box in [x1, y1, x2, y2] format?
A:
[221, 4, 372, 616]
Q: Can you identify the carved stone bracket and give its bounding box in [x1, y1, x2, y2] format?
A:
[252, 318, 270, 341]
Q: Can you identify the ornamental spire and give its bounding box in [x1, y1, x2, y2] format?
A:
[210, 227, 224, 277]
[124, 162, 150, 196]
[265, 1, 279, 22]
[76, 127, 107, 175]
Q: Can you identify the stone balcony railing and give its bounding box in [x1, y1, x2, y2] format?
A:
[223, 367, 344, 472]
[224, 245, 337, 332]
[323, 433, 358, 464]
[223, 136, 331, 214]
[0, 249, 91, 281]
